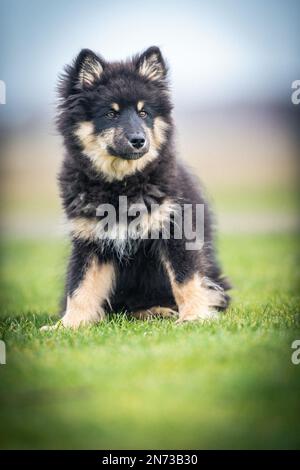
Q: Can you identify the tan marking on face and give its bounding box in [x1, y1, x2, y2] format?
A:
[164, 263, 225, 322]
[75, 121, 160, 182]
[141, 116, 169, 157]
[152, 116, 169, 147]
[111, 102, 120, 111]
[137, 100, 144, 112]
[61, 257, 115, 329]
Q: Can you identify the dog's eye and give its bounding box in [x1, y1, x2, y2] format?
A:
[138, 110, 148, 119]
[106, 110, 119, 119]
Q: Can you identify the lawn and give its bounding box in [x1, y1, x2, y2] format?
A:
[0, 233, 299, 449]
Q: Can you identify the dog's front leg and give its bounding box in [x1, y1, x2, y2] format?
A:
[41, 243, 115, 330]
[162, 239, 226, 323]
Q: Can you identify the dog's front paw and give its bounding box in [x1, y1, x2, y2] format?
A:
[40, 309, 105, 331]
[176, 305, 220, 324]
[62, 310, 105, 329]
[40, 319, 63, 331]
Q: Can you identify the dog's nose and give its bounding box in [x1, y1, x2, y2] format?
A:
[128, 133, 146, 150]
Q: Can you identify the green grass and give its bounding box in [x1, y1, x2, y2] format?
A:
[211, 184, 300, 214]
[0, 234, 300, 449]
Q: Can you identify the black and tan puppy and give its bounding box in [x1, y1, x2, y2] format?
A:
[41, 46, 230, 330]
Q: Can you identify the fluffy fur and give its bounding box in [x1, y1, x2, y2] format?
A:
[41, 46, 230, 330]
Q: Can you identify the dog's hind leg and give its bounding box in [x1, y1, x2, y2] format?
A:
[130, 306, 178, 320]
[162, 239, 228, 324]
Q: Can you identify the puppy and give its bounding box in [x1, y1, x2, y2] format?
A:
[41, 46, 230, 330]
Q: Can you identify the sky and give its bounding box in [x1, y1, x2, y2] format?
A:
[0, 0, 299, 124]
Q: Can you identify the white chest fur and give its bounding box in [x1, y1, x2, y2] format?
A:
[69, 198, 177, 259]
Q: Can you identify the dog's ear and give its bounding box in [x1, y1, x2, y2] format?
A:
[75, 49, 104, 88]
[58, 49, 105, 99]
[136, 46, 167, 81]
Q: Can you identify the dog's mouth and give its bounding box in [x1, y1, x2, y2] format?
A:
[108, 147, 147, 160]
[121, 153, 145, 160]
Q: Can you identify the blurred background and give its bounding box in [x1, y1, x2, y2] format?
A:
[0, 0, 299, 238]
[1, 0, 300, 451]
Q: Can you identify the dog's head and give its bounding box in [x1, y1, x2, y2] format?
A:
[58, 47, 172, 181]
